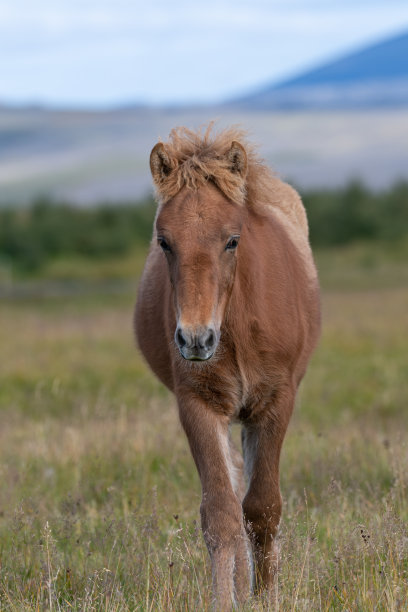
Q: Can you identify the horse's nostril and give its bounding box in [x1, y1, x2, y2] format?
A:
[176, 325, 217, 356]
[204, 329, 215, 350]
[176, 327, 187, 348]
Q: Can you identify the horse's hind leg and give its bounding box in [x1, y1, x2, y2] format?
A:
[242, 389, 293, 594]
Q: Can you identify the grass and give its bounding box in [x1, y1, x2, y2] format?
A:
[0, 247, 408, 610]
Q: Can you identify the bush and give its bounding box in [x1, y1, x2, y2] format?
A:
[302, 181, 408, 247]
[0, 197, 156, 272]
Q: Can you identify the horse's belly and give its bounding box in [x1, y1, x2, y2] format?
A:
[135, 253, 175, 392]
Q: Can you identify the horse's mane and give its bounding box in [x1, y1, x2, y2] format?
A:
[154, 124, 275, 207]
[154, 123, 309, 236]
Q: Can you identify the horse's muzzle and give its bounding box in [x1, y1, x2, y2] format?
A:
[175, 325, 219, 361]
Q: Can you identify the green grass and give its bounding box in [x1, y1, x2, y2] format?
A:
[314, 238, 408, 290]
[0, 249, 408, 610]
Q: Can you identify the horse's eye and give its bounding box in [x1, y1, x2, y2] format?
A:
[225, 236, 240, 251]
[158, 237, 171, 253]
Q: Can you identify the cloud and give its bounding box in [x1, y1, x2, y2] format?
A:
[1, 0, 408, 104]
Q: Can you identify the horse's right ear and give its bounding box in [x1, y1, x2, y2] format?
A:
[150, 143, 173, 184]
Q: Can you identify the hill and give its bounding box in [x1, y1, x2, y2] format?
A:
[1, 106, 408, 204]
[234, 30, 408, 109]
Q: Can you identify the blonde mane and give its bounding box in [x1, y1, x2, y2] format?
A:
[153, 124, 309, 236]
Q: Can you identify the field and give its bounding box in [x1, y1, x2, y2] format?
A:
[1, 248, 408, 610]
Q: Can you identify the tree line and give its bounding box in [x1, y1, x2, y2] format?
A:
[0, 181, 407, 272]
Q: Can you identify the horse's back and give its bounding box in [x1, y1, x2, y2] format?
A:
[270, 184, 320, 368]
[266, 178, 309, 238]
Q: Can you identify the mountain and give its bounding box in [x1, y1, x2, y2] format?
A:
[2, 30, 408, 204]
[233, 30, 408, 109]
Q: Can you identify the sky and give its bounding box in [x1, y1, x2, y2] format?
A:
[1, 0, 408, 107]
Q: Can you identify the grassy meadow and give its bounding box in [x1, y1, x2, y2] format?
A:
[1, 234, 408, 609]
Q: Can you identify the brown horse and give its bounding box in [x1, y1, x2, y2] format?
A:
[135, 125, 320, 609]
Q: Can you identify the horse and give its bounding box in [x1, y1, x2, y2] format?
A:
[135, 125, 320, 609]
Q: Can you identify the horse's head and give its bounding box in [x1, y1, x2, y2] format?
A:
[150, 139, 248, 361]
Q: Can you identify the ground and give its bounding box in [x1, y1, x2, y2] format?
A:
[0, 246, 407, 610]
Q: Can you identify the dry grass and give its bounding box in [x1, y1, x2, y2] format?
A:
[0, 277, 407, 609]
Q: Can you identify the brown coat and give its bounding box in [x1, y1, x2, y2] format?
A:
[135, 126, 320, 609]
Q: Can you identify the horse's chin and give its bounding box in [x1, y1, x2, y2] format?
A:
[179, 350, 215, 362]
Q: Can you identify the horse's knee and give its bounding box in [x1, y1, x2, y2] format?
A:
[200, 495, 243, 553]
[242, 492, 282, 543]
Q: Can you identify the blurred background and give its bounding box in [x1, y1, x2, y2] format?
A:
[1, 2, 408, 608]
[1, 0, 408, 288]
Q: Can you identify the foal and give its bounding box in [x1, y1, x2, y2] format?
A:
[135, 126, 320, 608]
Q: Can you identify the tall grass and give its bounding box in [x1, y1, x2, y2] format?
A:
[1, 184, 407, 608]
[0, 280, 407, 609]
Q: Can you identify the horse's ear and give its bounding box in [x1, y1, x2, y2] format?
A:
[150, 142, 174, 184]
[226, 141, 247, 178]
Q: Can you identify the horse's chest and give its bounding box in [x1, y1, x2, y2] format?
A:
[183, 365, 242, 417]
[183, 352, 276, 421]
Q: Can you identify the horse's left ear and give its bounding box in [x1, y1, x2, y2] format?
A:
[226, 141, 247, 178]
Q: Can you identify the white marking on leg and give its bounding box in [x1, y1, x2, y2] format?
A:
[217, 424, 240, 495]
[242, 426, 258, 486]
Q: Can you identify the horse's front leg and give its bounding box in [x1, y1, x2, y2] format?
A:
[242, 386, 294, 595]
[178, 392, 250, 610]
